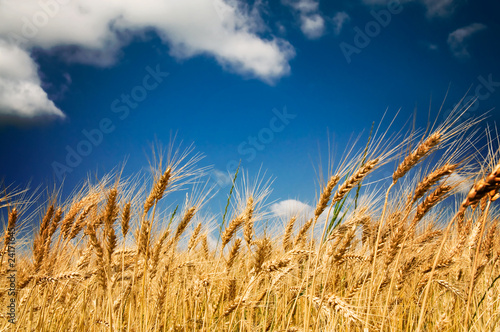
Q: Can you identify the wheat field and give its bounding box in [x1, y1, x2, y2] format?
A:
[1, 107, 500, 331]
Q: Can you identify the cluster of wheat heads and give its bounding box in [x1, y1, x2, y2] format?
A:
[1, 114, 500, 331]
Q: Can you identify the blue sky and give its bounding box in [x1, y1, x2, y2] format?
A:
[1, 0, 499, 217]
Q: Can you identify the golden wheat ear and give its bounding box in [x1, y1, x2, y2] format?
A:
[393, 132, 442, 184]
[283, 216, 297, 252]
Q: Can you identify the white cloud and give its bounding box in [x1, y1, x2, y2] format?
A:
[446, 173, 473, 195]
[0, 40, 64, 118]
[300, 14, 325, 39]
[269, 198, 345, 238]
[0, 0, 295, 119]
[331, 11, 350, 35]
[362, 0, 460, 18]
[288, 0, 319, 12]
[211, 169, 233, 187]
[447, 23, 486, 59]
[282, 0, 325, 39]
[270, 199, 313, 219]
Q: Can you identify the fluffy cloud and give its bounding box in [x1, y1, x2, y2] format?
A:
[331, 11, 350, 35]
[0, 0, 295, 119]
[270, 199, 314, 219]
[282, 0, 325, 39]
[447, 23, 486, 59]
[269, 198, 340, 233]
[0, 40, 64, 118]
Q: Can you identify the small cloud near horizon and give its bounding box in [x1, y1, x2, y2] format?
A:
[270, 199, 314, 219]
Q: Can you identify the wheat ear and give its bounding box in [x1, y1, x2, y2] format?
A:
[333, 159, 379, 203]
[243, 197, 255, 246]
[121, 202, 131, 239]
[144, 168, 171, 215]
[315, 175, 340, 219]
[411, 163, 457, 204]
[393, 132, 442, 184]
[283, 216, 296, 252]
[188, 222, 202, 251]
[221, 216, 244, 249]
[1, 208, 17, 256]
